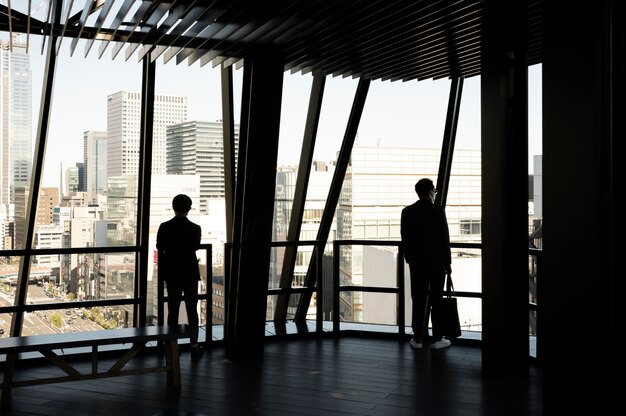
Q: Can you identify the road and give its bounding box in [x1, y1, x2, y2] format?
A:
[0, 284, 105, 337]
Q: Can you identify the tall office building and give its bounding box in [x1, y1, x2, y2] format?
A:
[83, 131, 107, 201]
[272, 164, 337, 319]
[106, 91, 187, 178]
[336, 145, 482, 322]
[36, 187, 59, 226]
[60, 162, 81, 199]
[271, 146, 482, 322]
[0, 35, 32, 205]
[166, 120, 239, 214]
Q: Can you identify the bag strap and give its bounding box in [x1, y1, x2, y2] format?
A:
[445, 273, 455, 297]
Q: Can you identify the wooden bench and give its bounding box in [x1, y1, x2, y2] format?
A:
[0, 324, 190, 407]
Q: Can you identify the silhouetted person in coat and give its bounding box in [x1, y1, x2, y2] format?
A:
[401, 178, 452, 350]
[157, 194, 204, 358]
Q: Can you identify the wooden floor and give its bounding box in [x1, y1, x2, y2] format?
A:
[1, 335, 542, 416]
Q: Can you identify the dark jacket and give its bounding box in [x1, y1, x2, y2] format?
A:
[400, 199, 451, 268]
[156, 216, 201, 282]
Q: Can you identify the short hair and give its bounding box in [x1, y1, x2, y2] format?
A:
[172, 194, 192, 213]
[415, 178, 435, 199]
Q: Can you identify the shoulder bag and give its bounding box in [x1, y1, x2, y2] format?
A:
[441, 273, 462, 338]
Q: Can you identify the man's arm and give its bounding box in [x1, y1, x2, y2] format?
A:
[440, 209, 452, 273]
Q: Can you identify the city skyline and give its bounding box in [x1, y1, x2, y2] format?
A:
[9, 33, 542, 189]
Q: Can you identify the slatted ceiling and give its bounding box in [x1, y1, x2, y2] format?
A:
[203, 2, 299, 69]
[168, 2, 238, 65]
[69, 0, 96, 56]
[1, 0, 543, 82]
[83, 0, 115, 57]
[204, 2, 281, 61]
[285, 0, 429, 71]
[298, 2, 484, 81]
[148, 4, 206, 62]
[176, 3, 245, 65]
[97, 0, 134, 58]
[133, 1, 193, 61]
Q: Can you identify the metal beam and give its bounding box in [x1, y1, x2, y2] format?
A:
[294, 78, 370, 322]
[274, 75, 326, 321]
[12, 0, 62, 338]
[435, 77, 463, 208]
[135, 53, 156, 327]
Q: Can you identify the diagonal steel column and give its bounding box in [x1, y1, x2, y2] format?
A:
[226, 50, 284, 360]
[274, 75, 326, 322]
[224, 58, 252, 356]
[424, 77, 463, 336]
[135, 53, 156, 327]
[435, 77, 464, 208]
[221, 65, 236, 242]
[294, 78, 370, 323]
[11, 0, 62, 337]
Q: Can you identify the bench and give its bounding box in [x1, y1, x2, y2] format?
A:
[0, 324, 190, 407]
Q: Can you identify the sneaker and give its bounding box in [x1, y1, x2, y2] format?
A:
[190, 344, 205, 358]
[431, 338, 451, 350]
[409, 338, 423, 349]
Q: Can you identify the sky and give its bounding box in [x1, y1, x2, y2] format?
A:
[4, 29, 542, 188]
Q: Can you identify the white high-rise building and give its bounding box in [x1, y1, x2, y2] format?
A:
[0, 36, 32, 205]
[60, 162, 80, 199]
[270, 146, 482, 322]
[337, 145, 482, 322]
[106, 91, 187, 178]
[83, 130, 107, 201]
[165, 120, 239, 214]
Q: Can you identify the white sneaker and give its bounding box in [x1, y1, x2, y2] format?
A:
[409, 338, 423, 349]
[431, 338, 451, 350]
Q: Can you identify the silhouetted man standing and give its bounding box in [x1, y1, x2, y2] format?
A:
[401, 178, 452, 350]
[157, 194, 204, 358]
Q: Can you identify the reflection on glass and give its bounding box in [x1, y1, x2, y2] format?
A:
[21, 306, 134, 336]
[0, 312, 11, 337]
[0, 257, 21, 307]
[360, 292, 398, 325]
[24, 253, 136, 305]
[266, 293, 314, 321]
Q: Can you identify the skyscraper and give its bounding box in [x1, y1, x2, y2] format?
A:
[106, 91, 187, 178]
[0, 35, 32, 205]
[83, 131, 107, 201]
[60, 162, 80, 199]
[165, 120, 239, 214]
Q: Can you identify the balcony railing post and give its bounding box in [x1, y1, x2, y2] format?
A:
[316, 241, 323, 333]
[333, 241, 340, 334]
[397, 244, 405, 336]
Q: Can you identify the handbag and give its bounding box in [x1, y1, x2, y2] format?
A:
[440, 273, 462, 338]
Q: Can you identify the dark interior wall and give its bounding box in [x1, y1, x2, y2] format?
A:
[542, 1, 619, 413]
[480, 0, 530, 376]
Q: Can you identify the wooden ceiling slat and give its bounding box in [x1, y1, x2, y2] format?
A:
[149, 4, 207, 62]
[285, 0, 441, 73]
[289, 1, 482, 81]
[83, 0, 116, 57]
[110, 0, 166, 60]
[70, 0, 98, 57]
[97, 0, 136, 58]
[1, 0, 543, 83]
[133, 0, 199, 61]
[209, 1, 303, 68]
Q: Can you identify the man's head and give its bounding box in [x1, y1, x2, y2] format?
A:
[415, 178, 436, 200]
[172, 194, 192, 215]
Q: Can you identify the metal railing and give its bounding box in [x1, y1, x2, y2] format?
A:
[2, 240, 542, 360]
[331, 240, 483, 335]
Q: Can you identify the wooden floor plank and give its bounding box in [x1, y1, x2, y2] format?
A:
[1, 336, 542, 416]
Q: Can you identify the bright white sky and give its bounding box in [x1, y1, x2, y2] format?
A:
[4, 28, 542, 188]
